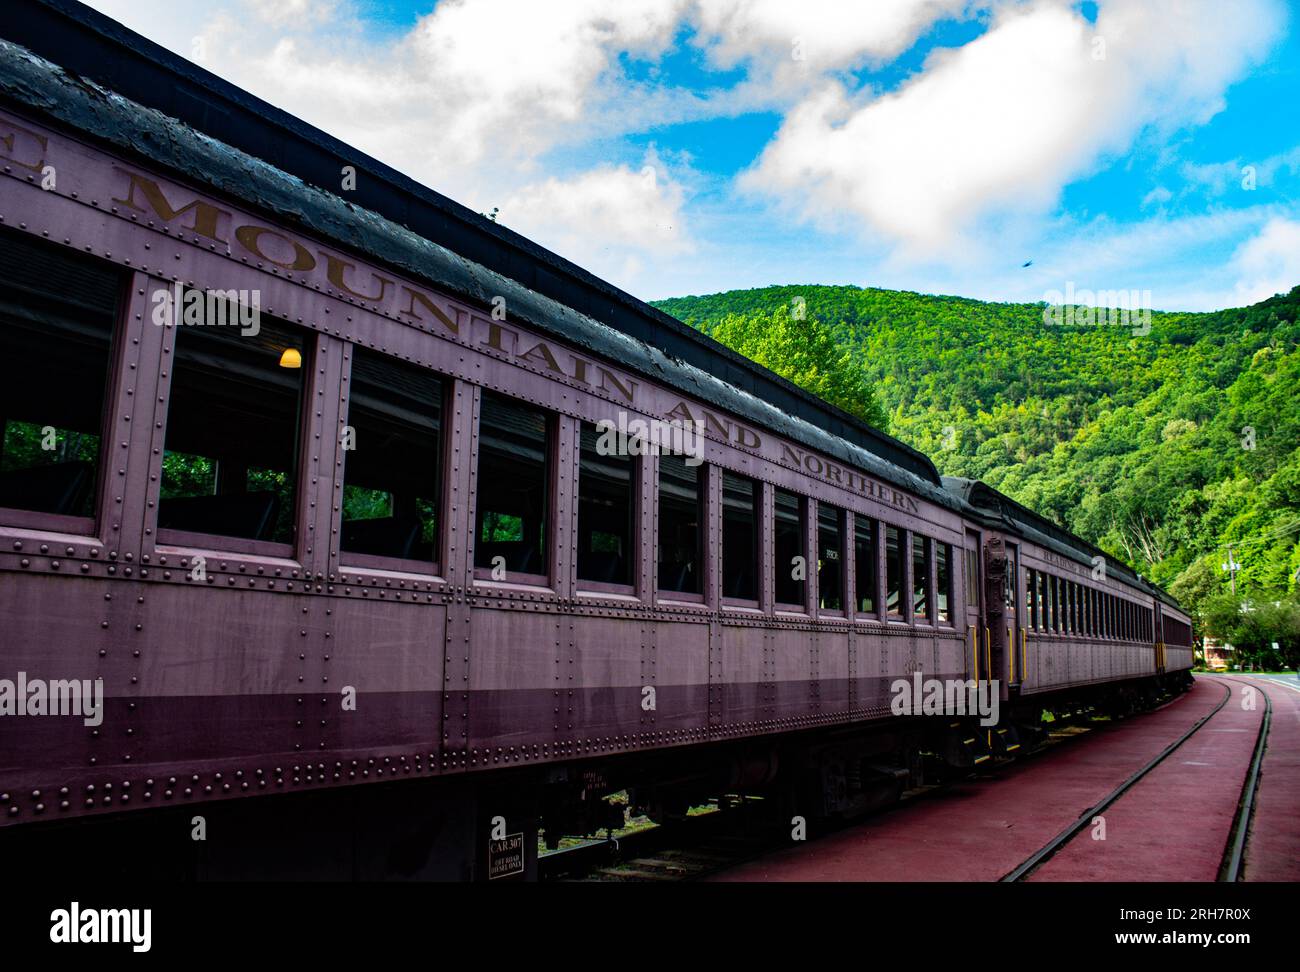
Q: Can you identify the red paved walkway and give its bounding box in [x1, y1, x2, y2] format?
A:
[1240, 675, 1300, 881]
[1028, 675, 1260, 880]
[714, 678, 1234, 882]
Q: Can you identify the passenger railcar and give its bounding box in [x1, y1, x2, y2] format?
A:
[0, 3, 1191, 879]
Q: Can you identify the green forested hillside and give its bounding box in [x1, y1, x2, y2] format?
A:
[653, 284, 1300, 662]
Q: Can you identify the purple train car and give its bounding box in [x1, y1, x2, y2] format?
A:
[0, 3, 1192, 879]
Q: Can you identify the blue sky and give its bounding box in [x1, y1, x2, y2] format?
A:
[86, 0, 1300, 310]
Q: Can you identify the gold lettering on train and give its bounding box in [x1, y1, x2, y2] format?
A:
[112, 169, 229, 243]
[598, 368, 636, 403]
[0, 117, 48, 172]
[234, 225, 316, 271]
[666, 401, 756, 448]
[323, 253, 393, 302]
[399, 286, 459, 334]
[520, 341, 563, 374]
[97, 167, 925, 517]
[780, 443, 920, 513]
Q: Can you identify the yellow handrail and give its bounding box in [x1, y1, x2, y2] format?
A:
[970, 624, 979, 683]
[1021, 628, 1027, 682]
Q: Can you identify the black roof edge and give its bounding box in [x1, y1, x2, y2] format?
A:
[943, 476, 1186, 614]
[4, 0, 941, 488]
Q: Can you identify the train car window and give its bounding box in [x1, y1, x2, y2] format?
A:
[658, 452, 702, 595]
[1025, 569, 1036, 631]
[0, 229, 122, 528]
[1068, 582, 1077, 635]
[936, 542, 952, 624]
[817, 503, 844, 612]
[339, 348, 442, 567]
[577, 422, 634, 588]
[1036, 572, 1045, 631]
[965, 546, 979, 609]
[474, 392, 550, 580]
[886, 525, 904, 618]
[1050, 576, 1060, 633]
[721, 471, 759, 602]
[159, 310, 308, 549]
[854, 516, 878, 615]
[773, 488, 806, 608]
[912, 534, 930, 622]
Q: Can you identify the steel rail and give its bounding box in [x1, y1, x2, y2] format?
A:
[1000, 677, 1230, 882]
[1218, 676, 1272, 882]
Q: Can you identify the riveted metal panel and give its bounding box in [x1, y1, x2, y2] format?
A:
[467, 606, 556, 755]
[819, 628, 850, 715]
[554, 415, 577, 600]
[113, 274, 163, 563]
[653, 616, 709, 734]
[299, 333, 343, 581]
[640, 452, 656, 607]
[324, 340, 352, 581]
[760, 480, 774, 616]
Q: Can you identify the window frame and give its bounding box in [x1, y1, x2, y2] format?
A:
[655, 454, 706, 605]
[575, 419, 638, 596]
[336, 350, 449, 578]
[772, 486, 809, 614]
[885, 523, 906, 621]
[154, 304, 317, 561]
[0, 232, 130, 539]
[719, 468, 761, 609]
[853, 512, 881, 621]
[471, 391, 556, 589]
[911, 531, 932, 626]
[815, 501, 847, 618]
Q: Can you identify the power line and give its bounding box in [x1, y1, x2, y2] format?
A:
[1215, 520, 1300, 552]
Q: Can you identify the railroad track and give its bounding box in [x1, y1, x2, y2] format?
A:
[1218, 676, 1272, 882]
[999, 676, 1269, 882]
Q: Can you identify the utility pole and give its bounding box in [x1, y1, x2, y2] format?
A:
[1221, 545, 1241, 596]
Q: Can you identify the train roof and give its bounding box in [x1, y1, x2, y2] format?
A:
[1, 0, 942, 495]
[944, 476, 1186, 613]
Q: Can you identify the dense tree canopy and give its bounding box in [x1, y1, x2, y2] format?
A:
[654, 283, 1300, 649]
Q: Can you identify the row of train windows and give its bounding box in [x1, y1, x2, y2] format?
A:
[0, 230, 952, 620]
[1023, 567, 1153, 642]
[1163, 616, 1192, 648]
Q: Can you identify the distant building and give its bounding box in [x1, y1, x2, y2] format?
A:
[1201, 638, 1234, 671]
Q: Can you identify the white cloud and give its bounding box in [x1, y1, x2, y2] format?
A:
[500, 154, 695, 290]
[1141, 186, 1172, 209]
[691, 0, 975, 97]
[76, 0, 1293, 305]
[740, 0, 1285, 255]
[1230, 217, 1300, 305]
